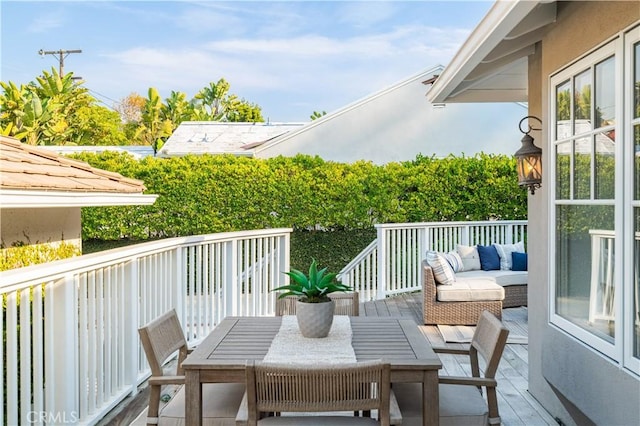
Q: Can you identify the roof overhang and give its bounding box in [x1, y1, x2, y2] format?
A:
[427, 0, 557, 103]
[0, 190, 158, 208]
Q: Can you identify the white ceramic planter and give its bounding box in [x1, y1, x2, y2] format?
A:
[295, 299, 335, 338]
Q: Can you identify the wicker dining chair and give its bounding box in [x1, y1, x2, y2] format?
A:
[393, 310, 510, 426]
[275, 292, 360, 316]
[236, 360, 400, 426]
[138, 309, 245, 426]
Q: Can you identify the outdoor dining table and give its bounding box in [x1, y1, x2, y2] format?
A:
[181, 315, 442, 426]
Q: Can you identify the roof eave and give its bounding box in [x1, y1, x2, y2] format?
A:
[0, 190, 158, 208]
[427, 0, 547, 103]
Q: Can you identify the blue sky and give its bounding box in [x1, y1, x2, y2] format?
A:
[1, 1, 492, 122]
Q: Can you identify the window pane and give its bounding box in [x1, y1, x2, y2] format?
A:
[595, 56, 615, 128]
[595, 131, 615, 199]
[636, 125, 640, 200]
[556, 204, 615, 343]
[574, 69, 592, 133]
[556, 80, 571, 138]
[574, 137, 592, 199]
[556, 142, 571, 199]
[635, 207, 640, 359]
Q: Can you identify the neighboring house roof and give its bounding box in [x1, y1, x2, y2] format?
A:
[427, 0, 557, 103]
[252, 65, 446, 156]
[0, 136, 157, 208]
[40, 145, 155, 159]
[158, 122, 306, 157]
[250, 65, 526, 163]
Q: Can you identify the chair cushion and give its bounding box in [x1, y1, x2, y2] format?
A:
[477, 245, 500, 271]
[436, 279, 504, 302]
[426, 251, 456, 285]
[493, 241, 525, 270]
[393, 383, 488, 426]
[456, 244, 481, 271]
[160, 382, 245, 425]
[455, 270, 528, 286]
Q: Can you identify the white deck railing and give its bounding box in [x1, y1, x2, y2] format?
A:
[0, 220, 528, 425]
[338, 220, 528, 300]
[0, 228, 291, 426]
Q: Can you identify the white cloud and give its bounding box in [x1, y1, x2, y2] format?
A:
[26, 13, 65, 34]
[336, 1, 397, 29]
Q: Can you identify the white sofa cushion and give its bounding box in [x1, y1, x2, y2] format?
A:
[436, 279, 504, 302]
[456, 270, 528, 287]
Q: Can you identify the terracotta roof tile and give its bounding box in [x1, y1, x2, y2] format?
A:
[0, 136, 147, 193]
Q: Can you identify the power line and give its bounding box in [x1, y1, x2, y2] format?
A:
[38, 49, 82, 78]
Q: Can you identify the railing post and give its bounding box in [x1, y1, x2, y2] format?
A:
[126, 258, 139, 396]
[376, 226, 387, 300]
[462, 224, 470, 246]
[506, 224, 514, 244]
[225, 240, 239, 317]
[46, 275, 78, 423]
[174, 246, 185, 322]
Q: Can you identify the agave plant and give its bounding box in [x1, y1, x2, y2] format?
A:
[273, 258, 352, 303]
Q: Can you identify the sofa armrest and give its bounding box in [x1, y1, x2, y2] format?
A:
[422, 261, 437, 303]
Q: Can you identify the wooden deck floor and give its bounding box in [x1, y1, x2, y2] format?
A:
[102, 292, 557, 426]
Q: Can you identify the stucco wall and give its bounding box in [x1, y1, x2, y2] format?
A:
[529, 2, 640, 425]
[1, 207, 82, 249]
[254, 72, 526, 163]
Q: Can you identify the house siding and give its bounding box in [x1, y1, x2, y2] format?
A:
[529, 2, 640, 425]
[1, 207, 82, 250]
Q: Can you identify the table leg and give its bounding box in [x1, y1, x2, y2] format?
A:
[423, 371, 439, 426]
[184, 370, 202, 426]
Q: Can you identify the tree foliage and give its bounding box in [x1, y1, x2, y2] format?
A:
[1, 69, 265, 150]
[310, 111, 327, 120]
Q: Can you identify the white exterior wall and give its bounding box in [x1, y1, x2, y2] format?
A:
[1, 207, 81, 249]
[254, 69, 527, 164]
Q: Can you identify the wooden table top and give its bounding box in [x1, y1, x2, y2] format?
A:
[182, 316, 441, 373]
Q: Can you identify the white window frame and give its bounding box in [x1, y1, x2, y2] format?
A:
[624, 25, 640, 374]
[549, 25, 640, 376]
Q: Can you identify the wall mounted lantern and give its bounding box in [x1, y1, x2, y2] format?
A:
[515, 116, 543, 195]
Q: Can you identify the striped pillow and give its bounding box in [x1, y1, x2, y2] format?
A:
[442, 250, 464, 273]
[426, 251, 456, 285]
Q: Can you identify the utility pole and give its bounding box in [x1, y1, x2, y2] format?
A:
[38, 49, 82, 77]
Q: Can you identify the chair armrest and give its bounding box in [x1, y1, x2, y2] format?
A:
[235, 392, 248, 426]
[439, 376, 497, 388]
[432, 346, 470, 355]
[389, 389, 403, 426]
[148, 375, 185, 386]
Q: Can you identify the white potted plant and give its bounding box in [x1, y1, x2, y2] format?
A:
[273, 258, 352, 338]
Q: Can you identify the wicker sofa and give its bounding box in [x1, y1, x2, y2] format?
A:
[422, 261, 528, 325]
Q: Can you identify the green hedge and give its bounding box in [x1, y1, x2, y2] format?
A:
[0, 242, 81, 271]
[73, 152, 527, 240]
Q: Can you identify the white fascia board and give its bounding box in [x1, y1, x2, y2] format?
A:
[0, 190, 158, 208]
[427, 0, 541, 103]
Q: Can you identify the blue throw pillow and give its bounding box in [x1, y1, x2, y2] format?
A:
[477, 244, 500, 271]
[512, 252, 528, 271]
